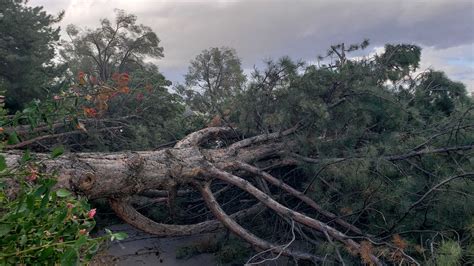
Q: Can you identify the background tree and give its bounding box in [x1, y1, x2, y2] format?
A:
[56, 11, 194, 152]
[60, 9, 163, 82]
[0, 0, 64, 111]
[177, 47, 246, 115]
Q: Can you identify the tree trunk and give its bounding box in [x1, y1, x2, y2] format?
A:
[3, 126, 419, 265]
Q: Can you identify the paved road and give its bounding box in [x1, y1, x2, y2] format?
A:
[90, 224, 217, 266]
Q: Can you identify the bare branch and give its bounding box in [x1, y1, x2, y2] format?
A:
[236, 161, 364, 236]
[197, 182, 321, 262]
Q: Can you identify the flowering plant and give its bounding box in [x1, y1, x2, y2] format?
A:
[0, 145, 126, 265]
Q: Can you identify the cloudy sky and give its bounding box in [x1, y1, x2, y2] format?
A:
[33, 0, 474, 92]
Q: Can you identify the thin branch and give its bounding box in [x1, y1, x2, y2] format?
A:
[5, 126, 123, 149]
[207, 166, 382, 265]
[197, 182, 321, 262]
[245, 220, 296, 265]
[236, 161, 364, 236]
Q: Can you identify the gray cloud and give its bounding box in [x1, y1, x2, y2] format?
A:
[32, 0, 474, 91]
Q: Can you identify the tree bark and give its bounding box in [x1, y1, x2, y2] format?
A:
[2, 126, 420, 264]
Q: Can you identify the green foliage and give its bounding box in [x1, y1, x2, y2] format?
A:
[413, 70, 469, 116]
[376, 44, 421, 82]
[231, 40, 473, 264]
[0, 0, 65, 111]
[177, 47, 246, 115]
[0, 152, 127, 265]
[237, 56, 305, 133]
[0, 81, 130, 264]
[0, 163, 97, 265]
[101, 71, 192, 151]
[435, 241, 463, 266]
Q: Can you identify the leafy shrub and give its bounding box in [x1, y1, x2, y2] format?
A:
[0, 151, 127, 265]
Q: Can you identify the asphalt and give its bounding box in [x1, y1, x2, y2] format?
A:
[90, 224, 217, 266]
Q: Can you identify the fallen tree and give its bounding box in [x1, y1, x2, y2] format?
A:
[5, 126, 471, 264]
[2, 41, 473, 265]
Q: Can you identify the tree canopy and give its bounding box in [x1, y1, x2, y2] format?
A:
[0, 0, 64, 111]
[177, 47, 246, 115]
[60, 9, 164, 82]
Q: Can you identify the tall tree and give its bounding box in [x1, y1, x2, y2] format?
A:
[177, 47, 246, 114]
[60, 9, 163, 81]
[0, 0, 64, 111]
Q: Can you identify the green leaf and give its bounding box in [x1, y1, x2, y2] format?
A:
[19, 234, 27, 245]
[60, 247, 78, 266]
[40, 191, 50, 209]
[0, 155, 6, 171]
[34, 185, 48, 197]
[51, 146, 64, 158]
[54, 209, 68, 224]
[56, 189, 71, 198]
[26, 194, 35, 211]
[21, 150, 31, 163]
[74, 235, 87, 249]
[113, 232, 128, 241]
[22, 107, 34, 114]
[0, 224, 12, 237]
[39, 247, 54, 261]
[7, 132, 20, 145]
[87, 242, 100, 255]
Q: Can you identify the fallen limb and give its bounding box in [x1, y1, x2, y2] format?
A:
[1, 126, 424, 264]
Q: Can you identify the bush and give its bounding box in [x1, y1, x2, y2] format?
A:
[0, 151, 127, 265]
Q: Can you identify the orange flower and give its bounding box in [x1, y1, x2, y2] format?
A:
[120, 86, 130, 94]
[119, 73, 129, 83]
[78, 71, 86, 85]
[83, 107, 98, 118]
[0, 127, 4, 133]
[117, 73, 130, 88]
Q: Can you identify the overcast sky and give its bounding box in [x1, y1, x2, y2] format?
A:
[32, 0, 474, 92]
